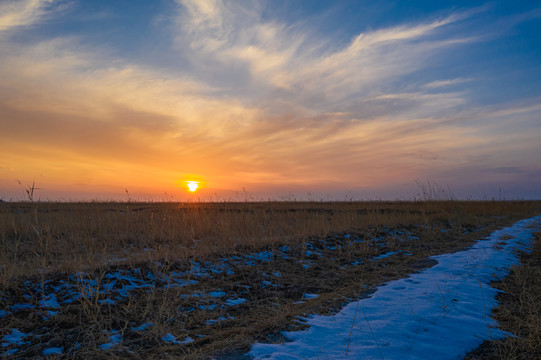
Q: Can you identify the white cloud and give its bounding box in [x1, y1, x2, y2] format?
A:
[176, 0, 304, 86]
[174, 1, 476, 113]
[0, 0, 63, 31]
[424, 78, 474, 88]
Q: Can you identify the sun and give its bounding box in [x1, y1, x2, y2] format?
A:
[186, 181, 200, 192]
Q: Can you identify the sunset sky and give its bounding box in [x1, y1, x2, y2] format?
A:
[1, 0, 540, 201]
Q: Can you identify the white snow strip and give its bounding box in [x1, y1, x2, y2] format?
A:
[249, 215, 541, 360]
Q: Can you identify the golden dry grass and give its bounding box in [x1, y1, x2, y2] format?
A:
[2, 200, 538, 284]
[0, 200, 540, 358]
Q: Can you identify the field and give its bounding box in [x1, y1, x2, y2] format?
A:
[1, 201, 540, 359]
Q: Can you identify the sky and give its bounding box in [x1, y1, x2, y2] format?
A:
[0, 0, 540, 201]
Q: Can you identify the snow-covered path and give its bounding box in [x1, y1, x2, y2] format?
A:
[248, 215, 541, 360]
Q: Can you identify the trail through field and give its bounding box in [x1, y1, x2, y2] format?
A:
[247, 215, 541, 360]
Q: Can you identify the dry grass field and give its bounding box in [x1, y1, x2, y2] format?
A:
[1, 200, 540, 358]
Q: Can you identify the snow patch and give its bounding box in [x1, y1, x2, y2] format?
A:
[225, 298, 247, 306]
[249, 215, 541, 360]
[2, 328, 29, 347]
[41, 294, 60, 309]
[99, 331, 122, 350]
[131, 322, 153, 332]
[372, 251, 401, 260]
[207, 290, 226, 298]
[162, 334, 194, 345]
[43, 346, 63, 355]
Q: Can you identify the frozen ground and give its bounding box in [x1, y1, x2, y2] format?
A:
[2, 216, 539, 358]
[248, 215, 541, 360]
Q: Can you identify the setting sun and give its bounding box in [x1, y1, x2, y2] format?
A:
[186, 181, 200, 192]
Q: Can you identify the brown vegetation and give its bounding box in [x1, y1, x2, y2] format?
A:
[1, 200, 540, 358]
[2, 200, 538, 283]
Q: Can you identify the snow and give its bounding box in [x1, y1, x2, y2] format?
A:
[10, 303, 35, 311]
[162, 334, 194, 345]
[131, 322, 153, 332]
[372, 251, 400, 260]
[279, 245, 290, 252]
[41, 294, 60, 309]
[3, 214, 539, 357]
[181, 336, 195, 344]
[248, 215, 541, 360]
[2, 328, 29, 347]
[45, 310, 58, 317]
[226, 298, 247, 306]
[99, 332, 122, 350]
[43, 346, 63, 355]
[98, 298, 116, 305]
[4, 264, 208, 317]
[206, 315, 234, 325]
[208, 290, 226, 298]
[162, 333, 181, 344]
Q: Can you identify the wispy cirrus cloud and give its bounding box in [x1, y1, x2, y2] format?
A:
[175, 0, 475, 108]
[424, 78, 474, 88]
[0, 0, 66, 32]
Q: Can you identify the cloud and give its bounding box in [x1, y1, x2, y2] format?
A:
[0, 0, 65, 32]
[0, 2, 494, 191]
[174, 0, 481, 121]
[1, 1, 540, 199]
[0, 31, 265, 190]
[424, 78, 474, 88]
[483, 103, 541, 118]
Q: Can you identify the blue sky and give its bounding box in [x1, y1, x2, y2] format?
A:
[0, 0, 540, 200]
